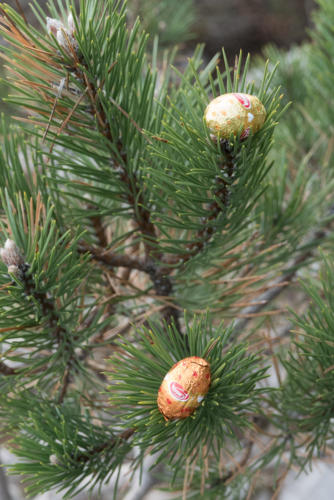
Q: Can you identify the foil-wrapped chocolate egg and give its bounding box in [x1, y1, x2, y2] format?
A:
[204, 93, 266, 140]
[157, 356, 211, 420]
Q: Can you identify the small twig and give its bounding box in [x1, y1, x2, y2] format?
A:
[231, 276, 297, 337]
[14, 0, 27, 24]
[120, 236, 140, 282]
[79, 242, 149, 272]
[89, 208, 108, 248]
[271, 467, 290, 500]
[152, 135, 169, 143]
[208, 440, 254, 491]
[240, 440, 254, 468]
[0, 361, 17, 376]
[245, 468, 261, 500]
[75, 428, 135, 463]
[109, 95, 152, 144]
[232, 229, 327, 339]
[58, 367, 71, 404]
[79, 242, 181, 330]
[42, 77, 66, 143]
[49, 88, 88, 153]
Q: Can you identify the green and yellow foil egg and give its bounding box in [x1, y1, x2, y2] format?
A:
[204, 93, 266, 139]
[157, 356, 211, 420]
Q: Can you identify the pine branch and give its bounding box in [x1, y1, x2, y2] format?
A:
[208, 440, 253, 490]
[57, 367, 72, 404]
[79, 241, 149, 273]
[64, 35, 180, 329]
[69, 54, 158, 256]
[109, 316, 267, 473]
[3, 2, 333, 498]
[79, 241, 181, 328]
[147, 262, 181, 329]
[88, 207, 108, 248]
[74, 427, 135, 463]
[176, 141, 236, 265]
[0, 233, 82, 399]
[18, 262, 77, 402]
[19, 263, 65, 342]
[232, 228, 327, 338]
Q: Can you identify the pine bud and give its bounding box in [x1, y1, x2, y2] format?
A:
[67, 13, 75, 34]
[46, 18, 64, 37]
[0, 239, 24, 268]
[46, 13, 78, 54]
[49, 454, 61, 466]
[7, 265, 20, 276]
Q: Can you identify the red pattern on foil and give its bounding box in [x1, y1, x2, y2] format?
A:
[233, 93, 251, 109]
[169, 381, 189, 401]
[240, 127, 250, 139]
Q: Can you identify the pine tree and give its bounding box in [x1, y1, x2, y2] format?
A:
[0, 0, 334, 498]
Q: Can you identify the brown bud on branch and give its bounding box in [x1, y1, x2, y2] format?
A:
[46, 13, 78, 54]
[0, 239, 25, 269]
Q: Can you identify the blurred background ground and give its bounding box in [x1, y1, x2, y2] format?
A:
[4, 0, 317, 55]
[0, 1, 330, 499]
[193, 0, 315, 58]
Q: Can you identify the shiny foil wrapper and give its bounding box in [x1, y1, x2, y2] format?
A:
[157, 356, 211, 420]
[204, 93, 266, 140]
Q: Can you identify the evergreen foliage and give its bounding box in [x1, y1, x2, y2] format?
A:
[0, 0, 333, 498]
[281, 254, 334, 463]
[109, 316, 266, 471]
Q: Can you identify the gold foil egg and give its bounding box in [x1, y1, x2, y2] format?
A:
[157, 356, 211, 420]
[204, 93, 266, 140]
